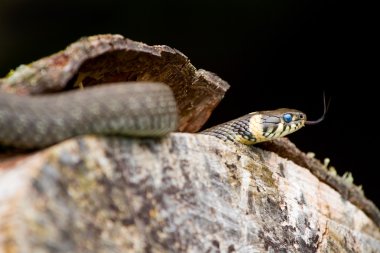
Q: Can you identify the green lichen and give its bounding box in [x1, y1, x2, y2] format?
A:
[342, 171, 354, 184]
[5, 68, 15, 78]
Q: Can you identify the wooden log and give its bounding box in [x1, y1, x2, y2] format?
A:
[1, 34, 379, 252]
[1, 134, 379, 252]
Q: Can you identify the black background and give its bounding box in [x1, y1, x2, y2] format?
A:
[1, 0, 378, 206]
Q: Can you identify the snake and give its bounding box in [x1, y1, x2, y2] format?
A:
[0, 82, 324, 149]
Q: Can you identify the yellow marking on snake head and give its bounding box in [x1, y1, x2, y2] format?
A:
[248, 109, 306, 143]
[248, 113, 266, 142]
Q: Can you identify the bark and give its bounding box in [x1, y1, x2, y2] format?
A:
[0, 34, 229, 133]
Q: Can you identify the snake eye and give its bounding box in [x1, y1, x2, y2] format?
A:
[283, 113, 292, 123]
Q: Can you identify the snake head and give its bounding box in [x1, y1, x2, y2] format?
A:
[249, 108, 307, 141]
[201, 101, 326, 145]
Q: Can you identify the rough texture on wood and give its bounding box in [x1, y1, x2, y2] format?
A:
[260, 138, 380, 229]
[0, 34, 229, 133]
[1, 134, 379, 252]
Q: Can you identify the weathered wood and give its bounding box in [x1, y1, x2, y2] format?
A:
[260, 138, 380, 229]
[1, 134, 379, 252]
[0, 34, 229, 133]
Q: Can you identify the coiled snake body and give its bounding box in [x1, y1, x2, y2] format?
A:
[0, 82, 316, 149]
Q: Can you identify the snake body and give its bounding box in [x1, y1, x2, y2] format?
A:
[0, 82, 309, 149]
[0, 82, 177, 149]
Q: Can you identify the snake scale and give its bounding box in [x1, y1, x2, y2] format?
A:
[0, 82, 321, 149]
